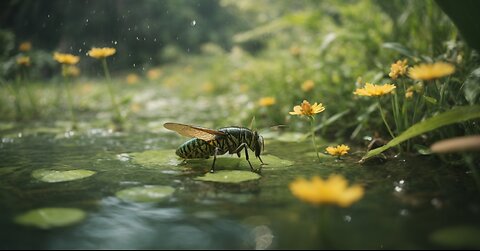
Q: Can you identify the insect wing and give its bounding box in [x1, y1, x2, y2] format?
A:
[164, 123, 225, 141]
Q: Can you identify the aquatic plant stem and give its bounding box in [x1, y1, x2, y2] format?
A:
[377, 101, 395, 139]
[101, 58, 123, 125]
[309, 116, 321, 160]
[62, 67, 77, 129]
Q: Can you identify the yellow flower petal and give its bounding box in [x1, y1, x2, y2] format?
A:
[289, 175, 364, 207]
[354, 83, 396, 97]
[408, 62, 455, 81]
[53, 52, 80, 65]
[289, 100, 325, 116]
[88, 47, 116, 59]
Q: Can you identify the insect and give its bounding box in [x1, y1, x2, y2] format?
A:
[164, 122, 265, 173]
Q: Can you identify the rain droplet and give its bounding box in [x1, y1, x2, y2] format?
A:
[133, 63, 136, 68]
[191, 20, 196, 26]
[78, 49, 82, 53]
[153, 38, 157, 42]
[86, 18, 89, 23]
[114, 41, 118, 45]
[136, 37, 139, 41]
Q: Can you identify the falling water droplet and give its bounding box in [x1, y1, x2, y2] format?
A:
[191, 20, 196, 26]
[133, 63, 136, 68]
[136, 37, 139, 41]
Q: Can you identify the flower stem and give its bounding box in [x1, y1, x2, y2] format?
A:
[309, 116, 320, 160]
[101, 58, 123, 126]
[377, 101, 395, 139]
[62, 67, 77, 129]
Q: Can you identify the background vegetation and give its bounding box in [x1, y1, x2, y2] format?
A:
[0, 0, 479, 166]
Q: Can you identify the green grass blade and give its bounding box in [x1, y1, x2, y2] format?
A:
[360, 105, 480, 162]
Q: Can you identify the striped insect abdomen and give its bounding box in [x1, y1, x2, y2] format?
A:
[176, 138, 216, 159]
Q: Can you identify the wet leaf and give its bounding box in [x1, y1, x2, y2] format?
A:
[32, 169, 96, 183]
[430, 226, 480, 248]
[116, 185, 175, 202]
[129, 149, 183, 168]
[361, 105, 480, 162]
[195, 170, 261, 183]
[15, 208, 86, 229]
[184, 154, 293, 171]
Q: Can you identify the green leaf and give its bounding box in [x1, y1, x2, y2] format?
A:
[184, 154, 293, 171]
[129, 149, 183, 168]
[32, 169, 96, 183]
[360, 105, 480, 162]
[430, 226, 480, 248]
[195, 170, 261, 183]
[15, 208, 86, 229]
[116, 185, 175, 203]
[382, 42, 417, 58]
[423, 95, 437, 104]
[435, 0, 480, 53]
[464, 67, 480, 105]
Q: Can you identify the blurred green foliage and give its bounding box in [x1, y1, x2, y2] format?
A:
[0, 0, 479, 165]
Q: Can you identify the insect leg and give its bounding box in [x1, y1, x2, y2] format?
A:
[233, 143, 254, 172]
[210, 147, 219, 173]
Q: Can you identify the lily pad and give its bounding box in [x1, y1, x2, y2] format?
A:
[195, 170, 261, 183]
[184, 154, 293, 171]
[115, 185, 175, 203]
[32, 169, 96, 183]
[15, 207, 86, 229]
[129, 149, 182, 168]
[430, 226, 480, 248]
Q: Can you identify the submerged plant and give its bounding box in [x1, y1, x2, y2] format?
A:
[289, 174, 364, 207]
[88, 47, 123, 129]
[53, 52, 80, 129]
[290, 100, 326, 159]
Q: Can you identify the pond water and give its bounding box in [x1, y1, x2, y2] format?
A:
[1, 126, 479, 249]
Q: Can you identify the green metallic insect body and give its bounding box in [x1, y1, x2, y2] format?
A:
[164, 123, 264, 173]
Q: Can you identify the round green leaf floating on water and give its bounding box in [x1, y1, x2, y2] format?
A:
[185, 154, 293, 171]
[15, 207, 86, 229]
[195, 170, 261, 183]
[116, 185, 175, 203]
[129, 149, 182, 168]
[32, 169, 96, 183]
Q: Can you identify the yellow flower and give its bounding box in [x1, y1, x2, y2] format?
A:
[301, 80, 314, 92]
[289, 45, 301, 57]
[289, 100, 325, 116]
[353, 83, 396, 97]
[258, 97, 276, 107]
[19, 41, 32, 52]
[408, 62, 455, 81]
[201, 82, 215, 93]
[289, 175, 364, 207]
[63, 65, 80, 77]
[88, 47, 116, 59]
[147, 68, 162, 80]
[325, 144, 350, 157]
[126, 73, 140, 85]
[389, 59, 408, 80]
[53, 52, 80, 65]
[405, 91, 414, 99]
[16, 56, 31, 66]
